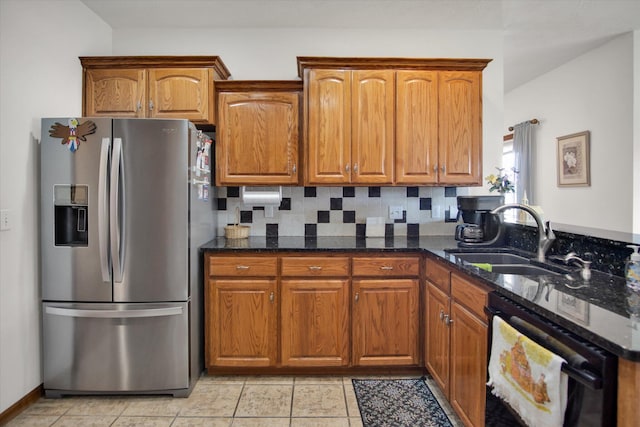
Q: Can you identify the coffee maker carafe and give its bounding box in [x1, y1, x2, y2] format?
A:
[455, 195, 504, 246]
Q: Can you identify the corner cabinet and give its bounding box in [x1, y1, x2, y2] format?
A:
[80, 56, 231, 127]
[215, 81, 302, 186]
[297, 57, 491, 186]
[425, 256, 490, 427]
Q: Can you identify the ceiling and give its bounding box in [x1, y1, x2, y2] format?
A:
[80, 0, 640, 92]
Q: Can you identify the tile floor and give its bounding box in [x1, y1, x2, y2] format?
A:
[7, 375, 464, 427]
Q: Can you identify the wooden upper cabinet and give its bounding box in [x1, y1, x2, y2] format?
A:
[80, 56, 230, 127]
[438, 71, 482, 185]
[298, 57, 491, 186]
[215, 81, 302, 186]
[305, 69, 351, 184]
[395, 70, 439, 184]
[84, 69, 146, 117]
[351, 70, 394, 184]
[147, 68, 212, 123]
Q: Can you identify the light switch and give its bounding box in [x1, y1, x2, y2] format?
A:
[389, 205, 403, 220]
[0, 209, 10, 231]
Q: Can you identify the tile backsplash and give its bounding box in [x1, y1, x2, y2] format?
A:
[215, 186, 467, 237]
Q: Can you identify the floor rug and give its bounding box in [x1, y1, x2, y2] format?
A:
[352, 377, 454, 427]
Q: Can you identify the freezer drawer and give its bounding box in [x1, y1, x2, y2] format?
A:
[43, 302, 189, 396]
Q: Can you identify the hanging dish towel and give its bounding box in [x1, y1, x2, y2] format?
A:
[487, 316, 568, 427]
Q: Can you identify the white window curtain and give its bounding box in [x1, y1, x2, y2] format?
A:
[513, 121, 534, 204]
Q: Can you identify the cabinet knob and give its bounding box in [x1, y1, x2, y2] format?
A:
[269, 291, 274, 303]
[136, 101, 142, 112]
[441, 165, 446, 174]
[439, 309, 445, 320]
[444, 314, 454, 326]
[353, 163, 358, 173]
[292, 164, 297, 174]
[345, 164, 350, 173]
[355, 292, 359, 303]
[433, 164, 438, 173]
[149, 100, 154, 111]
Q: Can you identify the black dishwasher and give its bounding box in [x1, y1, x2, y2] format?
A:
[486, 292, 617, 427]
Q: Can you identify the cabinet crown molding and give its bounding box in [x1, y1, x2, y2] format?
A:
[215, 80, 303, 93]
[297, 56, 492, 77]
[80, 55, 231, 79]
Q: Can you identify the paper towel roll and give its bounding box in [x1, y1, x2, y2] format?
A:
[241, 186, 282, 205]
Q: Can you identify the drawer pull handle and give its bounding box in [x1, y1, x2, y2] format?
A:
[236, 265, 250, 270]
[380, 266, 394, 270]
[308, 266, 323, 271]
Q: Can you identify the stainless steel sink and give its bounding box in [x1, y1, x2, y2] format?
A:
[449, 252, 530, 265]
[490, 264, 561, 276]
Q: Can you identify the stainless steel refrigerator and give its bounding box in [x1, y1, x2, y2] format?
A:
[40, 118, 214, 397]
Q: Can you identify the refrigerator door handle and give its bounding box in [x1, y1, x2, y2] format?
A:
[110, 137, 126, 283]
[45, 305, 183, 319]
[99, 137, 111, 282]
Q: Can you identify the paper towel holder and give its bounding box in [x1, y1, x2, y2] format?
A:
[241, 186, 283, 218]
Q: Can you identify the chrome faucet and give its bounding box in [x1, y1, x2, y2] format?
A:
[490, 203, 556, 262]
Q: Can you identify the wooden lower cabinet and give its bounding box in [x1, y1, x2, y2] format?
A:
[353, 278, 419, 366]
[426, 284, 451, 394]
[207, 278, 277, 367]
[425, 257, 489, 427]
[281, 279, 349, 366]
[205, 253, 421, 371]
[450, 301, 488, 427]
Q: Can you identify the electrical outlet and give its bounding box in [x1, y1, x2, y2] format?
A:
[389, 205, 403, 220]
[0, 209, 9, 231]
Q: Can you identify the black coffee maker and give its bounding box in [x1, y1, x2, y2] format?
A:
[455, 195, 504, 246]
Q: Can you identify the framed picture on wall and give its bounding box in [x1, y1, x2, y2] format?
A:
[557, 130, 590, 187]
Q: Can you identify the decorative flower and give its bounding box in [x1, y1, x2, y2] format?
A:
[485, 167, 517, 194]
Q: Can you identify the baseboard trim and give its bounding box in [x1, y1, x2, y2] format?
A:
[0, 384, 43, 426]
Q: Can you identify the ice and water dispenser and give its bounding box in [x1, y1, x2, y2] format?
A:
[54, 185, 88, 246]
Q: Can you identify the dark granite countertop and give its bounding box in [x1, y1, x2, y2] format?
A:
[201, 236, 638, 361]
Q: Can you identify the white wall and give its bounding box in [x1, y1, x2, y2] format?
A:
[634, 30, 640, 234]
[0, 0, 111, 413]
[505, 33, 634, 232]
[112, 28, 505, 196]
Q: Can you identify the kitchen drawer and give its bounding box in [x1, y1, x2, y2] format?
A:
[451, 272, 489, 320]
[425, 257, 451, 294]
[208, 256, 278, 277]
[352, 257, 419, 277]
[281, 256, 350, 277]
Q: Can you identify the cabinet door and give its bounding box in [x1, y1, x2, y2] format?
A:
[395, 71, 439, 184]
[216, 91, 299, 185]
[438, 71, 482, 185]
[281, 279, 349, 367]
[353, 279, 419, 366]
[426, 284, 450, 396]
[351, 70, 395, 184]
[450, 302, 488, 427]
[207, 279, 277, 367]
[84, 69, 146, 118]
[148, 68, 212, 124]
[305, 69, 351, 184]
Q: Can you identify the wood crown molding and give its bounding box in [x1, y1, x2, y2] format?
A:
[215, 80, 303, 93]
[79, 56, 231, 79]
[296, 56, 493, 77]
